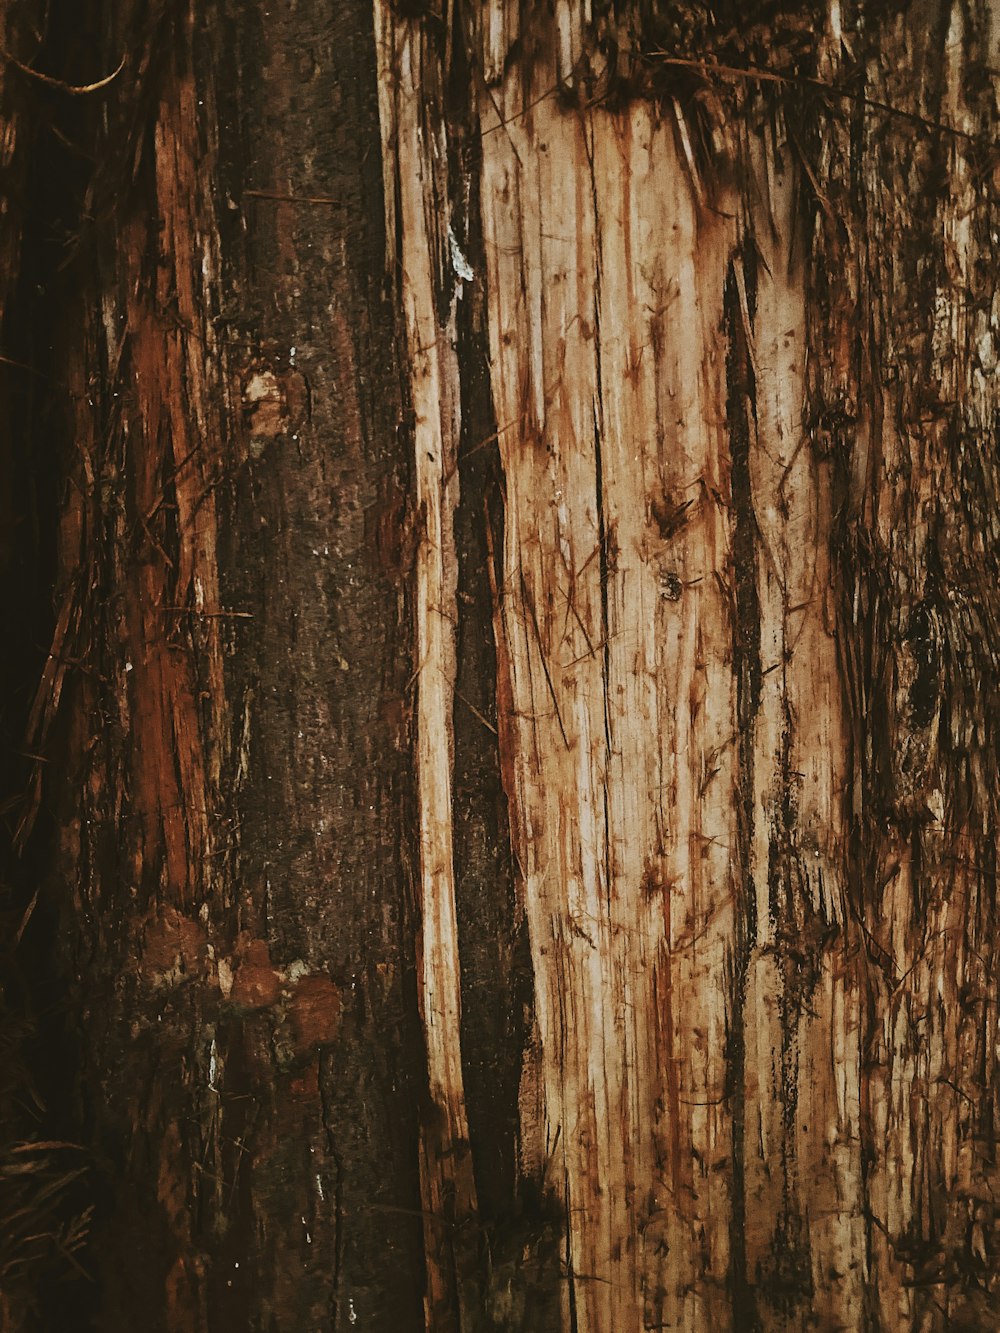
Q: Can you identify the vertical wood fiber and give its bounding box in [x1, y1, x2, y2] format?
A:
[384, 0, 1000, 1327]
[17, 0, 1000, 1328]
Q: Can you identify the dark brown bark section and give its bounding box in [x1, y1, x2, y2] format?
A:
[208, 6, 426, 1321]
[36, 1, 427, 1327]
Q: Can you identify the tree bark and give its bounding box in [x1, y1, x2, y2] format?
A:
[4, 1, 999, 1330]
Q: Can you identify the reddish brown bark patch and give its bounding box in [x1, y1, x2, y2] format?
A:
[141, 909, 208, 983]
[288, 974, 341, 1054]
[230, 937, 282, 1009]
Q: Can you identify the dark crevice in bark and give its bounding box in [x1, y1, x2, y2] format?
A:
[0, 1, 109, 1328]
[586, 142, 614, 779]
[723, 251, 762, 1333]
[589, 246, 615, 933]
[446, 32, 561, 1324]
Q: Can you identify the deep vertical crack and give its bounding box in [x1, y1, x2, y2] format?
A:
[724, 249, 763, 1333]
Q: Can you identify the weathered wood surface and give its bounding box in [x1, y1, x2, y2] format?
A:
[6, 0, 998, 1329]
[34, 1, 429, 1327]
[378, 1, 1000, 1328]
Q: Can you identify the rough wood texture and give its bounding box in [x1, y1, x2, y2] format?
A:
[375, 9, 479, 1324]
[478, 79, 741, 1332]
[40, 1, 429, 1326]
[382, 0, 1000, 1328]
[9, 0, 999, 1329]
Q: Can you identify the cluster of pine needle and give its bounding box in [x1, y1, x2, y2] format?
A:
[0, 935, 90, 1330]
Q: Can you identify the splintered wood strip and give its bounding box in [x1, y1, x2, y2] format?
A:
[589, 105, 739, 1332]
[379, 1, 999, 1324]
[478, 45, 744, 1323]
[374, 6, 478, 1325]
[736, 118, 863, 1329]
[121, 52, 229, 896]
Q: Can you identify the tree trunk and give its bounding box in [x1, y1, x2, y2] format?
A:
[3, 1, 999, 1330]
